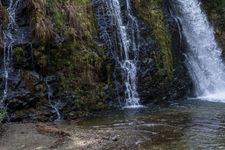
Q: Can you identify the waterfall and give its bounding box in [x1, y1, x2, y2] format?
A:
[1, 0, 21, 105]
[94, 0, 142, 107]
[173, 0, 225, 101]
[111, 0, 141, 107]
[45, 76, 62, 121]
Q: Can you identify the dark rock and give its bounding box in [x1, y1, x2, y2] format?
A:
[112, 135, 119, 141]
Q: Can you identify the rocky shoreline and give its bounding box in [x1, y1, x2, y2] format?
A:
[0, 122, 151, 150]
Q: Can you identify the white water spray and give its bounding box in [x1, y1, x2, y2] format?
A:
[174, 0, 225, 102]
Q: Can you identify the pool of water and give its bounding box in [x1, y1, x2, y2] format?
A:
[65, 99, 225, 149]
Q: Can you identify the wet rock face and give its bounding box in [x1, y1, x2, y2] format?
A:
[5, 71, 49, 122]
[136, 20, 191, 103]
[136, 21, 157, 102]
[1, 0, 30, 45]
[0, 0, 193, 122]
[0, 0, 48, 121]
[135, 1, 192, 103]
[0, 0, 109, 121]
[93, 0, 163, 106]
[92, 0, 192, 105]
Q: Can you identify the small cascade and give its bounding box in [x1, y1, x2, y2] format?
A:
[93, 0, 142, 107]
[45, 76, 62, 121]
[1, 0, 21, 106]
[173, 0, 225, 101]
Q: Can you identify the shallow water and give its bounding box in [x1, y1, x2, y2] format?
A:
[73, 99, 225, 149]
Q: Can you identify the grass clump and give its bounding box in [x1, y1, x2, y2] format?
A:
[26, 0, 53, 43]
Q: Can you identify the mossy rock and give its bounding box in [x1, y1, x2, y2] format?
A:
[133, 0, 173, 83]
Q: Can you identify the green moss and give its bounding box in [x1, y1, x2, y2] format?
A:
[73, 0, 97, 38]
[13, 47, 23, 62]
[133, 0, 173, 82]
[35, 83, 45, 92]
[34, 46, 47, 68]
[45, 0, 109, 112]
[47, 0, 65, 30]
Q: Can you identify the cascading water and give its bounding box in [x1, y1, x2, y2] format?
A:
[112, 0, 141, 107]
[94, 0, 142, 107]
[45, 76, 62, 121]
[1, 0, 21, 106]
[173, 0, 225, 101]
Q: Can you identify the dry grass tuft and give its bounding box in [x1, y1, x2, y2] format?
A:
[64, 1, 82, 37]
[25, 0, 53, 42]
[26, 0, 47, 12]
[64, 2, 78, 28]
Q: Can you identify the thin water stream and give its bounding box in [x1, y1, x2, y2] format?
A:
[2, 0, 21, 102]
[45, 77, 62, 121]
[110, 0, 141, 107]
